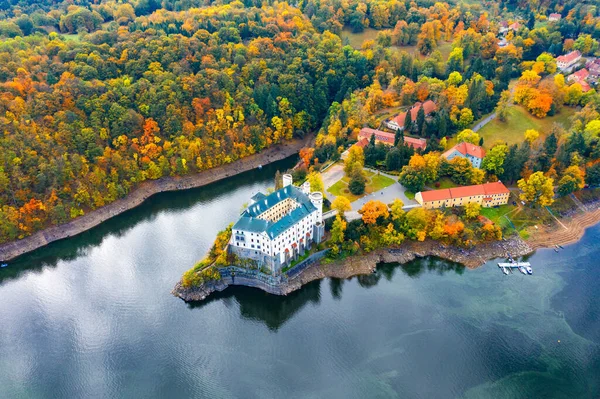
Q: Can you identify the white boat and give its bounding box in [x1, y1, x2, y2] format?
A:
[518, 266, 527, 275]
[0, 263, 7, 268]
[502, 267, 509, 275]
[526, 266, 533, 275]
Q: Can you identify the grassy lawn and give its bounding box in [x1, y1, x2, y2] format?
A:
[480, 204, 515, 224]
[405, 191, 416, 200]
[62, 34, 81, 42]
[341, 28, 380, 48]
[434, 177, 457, 189]
[340, 28, 452, 60]
[477, 105, 576, 148]
[370, 174, 396, 191]
[327, 170, 395, 202]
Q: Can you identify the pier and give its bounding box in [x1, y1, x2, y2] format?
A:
[498, 261, 532, 275]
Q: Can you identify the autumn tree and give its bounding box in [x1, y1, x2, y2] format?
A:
[359, 200, 389, 225]
[456, 129, 480, 145]
[524, 129, 540, 144]
[464, 202, 481, 220]
[307, 172, 325, 196]
[331, 214, 347, 245]
[517, 171, 555, 206]
[557, 166, 585, 196]
[331, 196, 352, 216]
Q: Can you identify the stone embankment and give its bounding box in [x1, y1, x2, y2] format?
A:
[172, 236, 532, 302]
[0, 136, 312, 262]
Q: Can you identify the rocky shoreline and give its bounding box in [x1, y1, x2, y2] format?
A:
[172, 236, 533, 302]
[0, 136, 312, 262]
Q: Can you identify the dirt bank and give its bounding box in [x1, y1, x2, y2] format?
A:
[0, 136, 312, 262]
[526, 204, 600, 250]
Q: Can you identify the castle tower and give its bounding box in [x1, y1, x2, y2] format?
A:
[282, 173, 293, 188]
[309, 192, 323, 223]
[301, 180, 311, 195]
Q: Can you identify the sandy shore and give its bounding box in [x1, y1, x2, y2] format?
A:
[0, 136, 312, 262]
[526, 203, 600, 250]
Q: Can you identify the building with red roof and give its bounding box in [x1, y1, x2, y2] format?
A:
[415, 182, 510, 209]
[442, 142, 486, 168]
[548, 13, 561, 22]
[386, 100, 437, 131]
[357, 128, 427, 150]
[567, 68, 589, 83]
[557, 51, 582, 70]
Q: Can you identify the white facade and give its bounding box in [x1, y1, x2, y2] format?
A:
[443, 149, 483, 168]
[229, 178, 324, 274]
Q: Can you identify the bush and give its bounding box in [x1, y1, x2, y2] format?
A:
[182, 266, 221, 288]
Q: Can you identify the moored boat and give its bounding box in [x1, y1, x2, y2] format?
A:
[526, 266, 533, 275]
[518, 266, 527, 275]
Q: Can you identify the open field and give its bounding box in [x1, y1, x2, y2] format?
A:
[341, 28, 453, 60]
[476, 105, 576, 148]
[327, 169, 395, 201]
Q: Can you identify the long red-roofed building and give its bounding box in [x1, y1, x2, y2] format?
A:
[415, 182, 510, 209]
[357, 128, 427, 150]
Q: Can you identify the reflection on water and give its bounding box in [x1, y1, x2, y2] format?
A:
[0, 157, 298, 283]
[1, 151, 600, 398]
[189, 280, 322, 331]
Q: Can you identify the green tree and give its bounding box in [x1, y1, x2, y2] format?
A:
[399, 166, 426, 193]
[481, 144, 508, 177]
[557, 166, 584, 196]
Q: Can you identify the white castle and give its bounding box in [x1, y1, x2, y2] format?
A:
[229, 174, 324, 274]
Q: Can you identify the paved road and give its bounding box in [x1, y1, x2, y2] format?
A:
[473, 113, 496, 132]
[322, 163, 344, 191]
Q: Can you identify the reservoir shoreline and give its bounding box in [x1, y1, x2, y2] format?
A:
[0, 136, 312, 262]
[173, 203, 600, 302]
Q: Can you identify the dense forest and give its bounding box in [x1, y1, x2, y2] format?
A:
[1, 0, 600, 244]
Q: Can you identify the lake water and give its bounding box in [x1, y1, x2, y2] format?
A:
[1, 156, 599, 399]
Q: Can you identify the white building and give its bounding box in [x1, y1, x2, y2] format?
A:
[556, 51, 582, 71]
[228, 174, 324, 274]
[442, 142, 486, 169]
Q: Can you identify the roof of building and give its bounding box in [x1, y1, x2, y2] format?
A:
[419, 182, 510, 202]
[549, 13, 561, 19]
[404, 136, 428, 150]
[358, 127, 427, 150]
[568, 68, 589, 82]
[509, 21, 520, 30]
[358, 127, 395, 144]
[251, 192, 266, 202]
[557, 50, 581, 65]
[234, 185, 317, 239]
[442, 142, 486, 160]
[580, 81, 592, 92]
[354, 137, 370, 148]
[391, 100, 437, 127]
